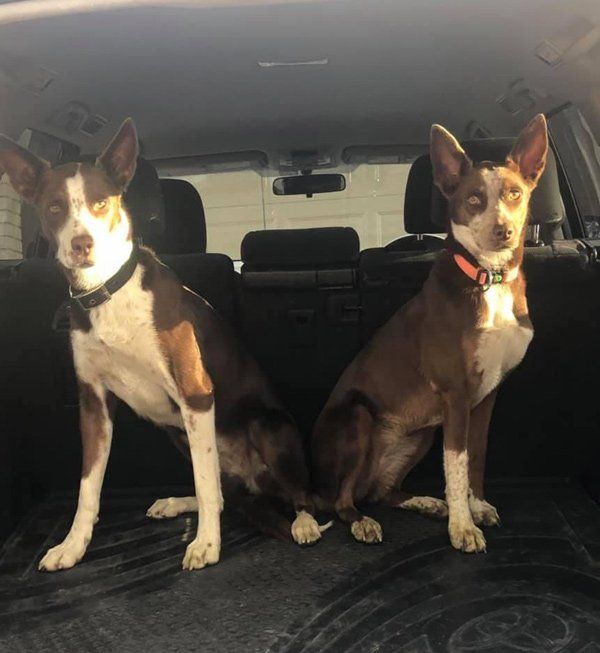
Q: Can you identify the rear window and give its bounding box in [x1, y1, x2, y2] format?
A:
[175, 163, 414, 260]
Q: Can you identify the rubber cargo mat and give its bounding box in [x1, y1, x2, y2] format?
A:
[2, 480, 600, 652]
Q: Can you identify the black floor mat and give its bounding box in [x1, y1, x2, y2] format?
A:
[2, 480, 600, 652]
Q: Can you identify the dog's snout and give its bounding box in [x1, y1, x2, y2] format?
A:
[493, 224, 513, 242]
[71, 235, 94, 257]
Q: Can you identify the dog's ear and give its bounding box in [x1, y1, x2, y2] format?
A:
[0, 136, 48, 203]
[430, 125, 472, 198]
[97, 118, 139, 190]
[506, 114, 548, 188]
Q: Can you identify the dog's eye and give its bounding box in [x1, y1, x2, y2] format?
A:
[93, 200, 108, 212]
[467, 195, 480, 206]
[507, 189, 522, 201]
[48, 203, 62, 215]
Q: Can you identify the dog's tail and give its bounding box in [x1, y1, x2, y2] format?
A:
[238, 495, 294, 543]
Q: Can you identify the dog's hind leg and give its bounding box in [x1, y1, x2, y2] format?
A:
[381, 427, 448, 520]
[146, 428, 198, 519]
[314, 399, 382, 544]
[147, 496, 197, 519]
[239, 494, 294, 543]
[248, 407, 325, 545]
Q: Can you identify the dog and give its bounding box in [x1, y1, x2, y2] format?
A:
[0, 119, 325, 572]
[312, 114, 548, 552]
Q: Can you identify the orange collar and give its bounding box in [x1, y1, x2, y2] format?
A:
[452, 252, 519, 289]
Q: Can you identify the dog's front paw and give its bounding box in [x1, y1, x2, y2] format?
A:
[351, 516, 383, 544]
[182, 537, 220, 571]
[39, 540, 86, 572]
[469, 497, 501, 527]
[448, 519, 486, 553]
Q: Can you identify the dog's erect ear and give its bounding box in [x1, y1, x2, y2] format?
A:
[0, 137, 48, 203]
[97, 118, 139, 190]
[506, 114, 548, 188]
[430, 124, 472, 198]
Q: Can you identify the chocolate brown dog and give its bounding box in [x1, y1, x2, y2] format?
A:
[0, 119, 325, 571]
[312, 115, 547, 552]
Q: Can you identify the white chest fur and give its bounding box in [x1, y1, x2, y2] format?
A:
[472, 283, 533, 406]
[71, 268, 183, 428]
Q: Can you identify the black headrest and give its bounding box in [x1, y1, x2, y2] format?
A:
[241, 227, 359, 269]
[158, 179, 207, 255]
[430, 138, 565, 229]
[123, 157, 166, 246]
[404, 155, 442, 234]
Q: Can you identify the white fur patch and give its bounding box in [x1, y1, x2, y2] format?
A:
[444, 448, 486, 552]
[39, 381, 113, 571]
[72, 266, 183, 428]
[291, 510, 323, 545]
[182, 404, 222, 570]
[147, 496, 197, 519]
[469, 491, 500, 526]
[473, 283, 533, 406]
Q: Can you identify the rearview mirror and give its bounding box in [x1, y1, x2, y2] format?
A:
[273, 174, 346, 197]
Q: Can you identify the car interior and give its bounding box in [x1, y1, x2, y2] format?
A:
[1, 0, 600, 650]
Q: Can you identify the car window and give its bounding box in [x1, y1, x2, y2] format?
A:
[174, 163, 415, 260]
[0, 175, 24, 260]
[549, 104, 600, 238]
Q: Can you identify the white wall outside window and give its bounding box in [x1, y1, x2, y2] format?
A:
[178, 163, 412, 260]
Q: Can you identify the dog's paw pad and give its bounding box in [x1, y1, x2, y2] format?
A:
[147, 497, 192, 519]
[470, 498, 501, 527]
[182, 538, 220, 571]
[402, 495, 449, 520]
[448, 521, 486, 553]
[291, 511, 322, 546]
[39, 541, 86, 572]
[351, 516, 383, 544]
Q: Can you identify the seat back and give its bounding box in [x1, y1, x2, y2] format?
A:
[158, 179, 207, 255]
[240, 227, 361, 430]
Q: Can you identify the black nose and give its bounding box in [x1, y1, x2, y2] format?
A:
[493, 224, 513, 241]
[71, 235, 94, 256]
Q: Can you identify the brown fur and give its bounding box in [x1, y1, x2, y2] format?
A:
[0, 120, 324, 572]
[79, 382, 116, 478]
[312, 115, 548, 551]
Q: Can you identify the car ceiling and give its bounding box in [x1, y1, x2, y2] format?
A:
[0, 0, 598, 167]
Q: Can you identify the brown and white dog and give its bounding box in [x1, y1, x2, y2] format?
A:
[312, 115, 548, 552]
[0, 119, 325, 572]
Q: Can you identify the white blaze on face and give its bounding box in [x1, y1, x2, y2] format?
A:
[451, 168, 517, 269]
[57, 167, 132, 290]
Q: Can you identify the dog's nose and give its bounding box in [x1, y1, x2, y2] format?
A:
[493, 224, 513, 241]
[71, 235, 94, 257]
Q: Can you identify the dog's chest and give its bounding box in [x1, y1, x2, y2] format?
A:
[72, 273, 182, 427]
[471, 284, 532, 406]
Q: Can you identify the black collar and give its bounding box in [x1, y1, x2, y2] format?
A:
[69, 246, 139, 311]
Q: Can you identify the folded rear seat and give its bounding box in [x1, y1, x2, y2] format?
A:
[240, 227, 361, 430]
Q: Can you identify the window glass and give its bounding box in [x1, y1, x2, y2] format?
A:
[549, 105, 600, 238]
[175, 163, 415, 259]
[0, 175, 24, 260]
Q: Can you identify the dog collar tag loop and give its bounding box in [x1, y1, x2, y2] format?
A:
[67, 246, 138, 312]
[451, 252, 518, 290]
[70, 284, 112, 311]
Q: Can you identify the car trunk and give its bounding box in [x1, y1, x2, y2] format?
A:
[1, 1, 600, 651]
